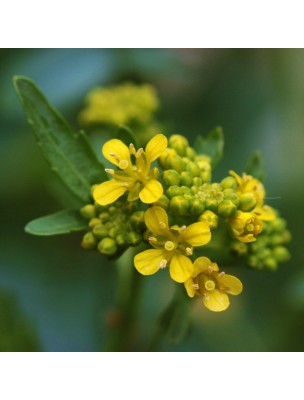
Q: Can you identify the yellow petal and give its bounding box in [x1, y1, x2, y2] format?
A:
[93, 180, 127, 205]
[229, 170, 243, 186]
[219, 274, 243, 295]
[144, 206, 170, 236]
[192, 257, 212, 277]
[169, 253, 193, 283]
[238, 234, 256, 243]
[184, 278, 196, 297]
[102, 139, 131, 167]
[134, 249, 166, 276]
[203, 290, 230, 312]
[145, 134, 168, 164]
[181, 222, 211, 247]
[254, 206, 276, 221]
[139, 179, 163, 204]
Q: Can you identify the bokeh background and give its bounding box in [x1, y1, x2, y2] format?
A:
[0, 48, 303, 351]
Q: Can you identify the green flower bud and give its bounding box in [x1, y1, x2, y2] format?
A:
[201, 171, 211, 183]
[116, 234, 126, 247]
[223, 190, 240, 207]
[92, 224, 108, 239]
[181, 186, 191, 194]
[129, 211, 145, 230]
[166, 155, 186, 172]
[230, 241, 248, 256]
[205, 198, 218, 212]
[218, 200, 237, 218]
[259, 248, 272, 260]
[98, 238, 118, 256]
[185, 147, 196, 160]
[186, 161, 201, 177]
[89, 218, 102, 229]
[248, 255, 260, 268]
[189, 198, 205, 216]
[163, 169, 181, 186]
[125, 232, 142, 246]
[170, 196, 189, 216]
[180, 171, 193, 186]
[193, 177, 202, 186]
[81, 232, 97, 249]
[271, 234, 284, 246]
[108, 206, 117, 215]
[166, 185, 183, 199]
[153, 195, 170, 210]
[158, 148, 177, 170]
[80, 204, 96, 219]
[238, 193, 257, 212]
[109, 227, 119, 238]
[263, 257, 278, 270]
[99, 212, 110, 222]
[272, 218, 287, 233]
[169, 134, 189, 156]
[273, 246, 290, 263]
[198, 210, 218, 230]
[221, 176, 237, 190]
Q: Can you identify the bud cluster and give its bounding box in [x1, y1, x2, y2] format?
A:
[80, 190, 145, 257]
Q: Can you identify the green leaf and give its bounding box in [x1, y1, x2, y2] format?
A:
[25, 209, 87, 236]
[245, 150, 265, 181]
[194, 126, 224, 167]
[13, 76, 106, 203]
[115, 125, 138, 148]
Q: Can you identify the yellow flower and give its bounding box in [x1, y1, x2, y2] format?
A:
[134, 206, 211, 283]
[93, 134, 167, 205]
[229, 210, 263, 243]
[253, 205, 276, 222]
[229, 170, 265, 206]
[184, 257, 243, 312]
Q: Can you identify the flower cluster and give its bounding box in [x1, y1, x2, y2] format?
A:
[80, 132, 290, 312]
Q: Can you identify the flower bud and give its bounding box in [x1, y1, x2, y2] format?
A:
[273, 246, 290, 263]
[81, 232, 97, 249]
[221, 176, 237, 190]
[205, 198, 218, 212]
[189, 198, 205, 216]
[89, 218, 102, 228]
[272, 218, 287, 232]
[238, 193, 257, 212]
[125, 232, 142, 246]
[116, 234, 126, 247]
[181, 186, 191, 195]
[199, 210, 218, 230]
[229, 211, 262, 242]
[129, 211, 145, 230]
[180, 171, 193, 186]
[166, 185, 183, 199]
[108, 206, 117, 215]
[109, 227, 119, 238]
[153, 195, 170, 210]
[92, 224, 108, 239]
[166, 155, 186, 172]
[223, 189, 240, 207]
[186, 161, 201, 177]
[98, 238, 118, 256]
[185, 146, 196, 160]
[201, 171, 211, 183]
[230, 241, 248, 256]
[170, 196, 189, 216]
[169, 134, 189, 156]
[192, 177, 202, 186]
[80, 204, 96, 219]
[218, 200, 237, 218]
[158, 148, 177, 169]
[263, 256, 278, 270]
[163, 169, 180, 186]
[99, 212, 110, 222]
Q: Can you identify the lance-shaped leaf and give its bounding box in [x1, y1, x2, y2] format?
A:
[14, 76, 106, 203]
[25, 209, 87, 236]
[245, 150, 265, 181]
[194, 126, 224, 167]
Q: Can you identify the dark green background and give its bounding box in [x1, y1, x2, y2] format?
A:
[0, 49, 302, 351]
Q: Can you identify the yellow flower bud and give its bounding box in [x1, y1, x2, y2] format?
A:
[239, 192, 257, 212]
[185, 146, 196, 160]
[170, 196, 189, 216]
[166, 185, 183, 198]
[205, 198, 218, 212]
[153, 195, 170, 210]
[98, 238, 118, 256]
[166, 155, 186, 172]
[189, 198, 205, 216]
[186, 161, 201, 177]
[80, 204, 96, 219]
[199, 210, 218, 230]
[81, 232, 97, 249]
[273, 246, 290, 262]
[92, 224, 108, 239]
[180, 171, 193, 186]
[218, 200, 237, 218]
[163, 169, 181, 186]
[169, 134, 189, 156]
[221, 176, 237, 190]
[89, 218, 102, 229]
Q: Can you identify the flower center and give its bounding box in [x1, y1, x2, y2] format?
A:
[204, 280, 216, 291]
[164, 241, 175, 251]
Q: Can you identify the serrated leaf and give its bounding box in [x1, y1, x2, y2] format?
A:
[115, 125, 138, 148]
[14, 76, 106, 203]
[245, 150, 265, 181]
[25, 209, 87, 236]
[194, 126, 224, 167]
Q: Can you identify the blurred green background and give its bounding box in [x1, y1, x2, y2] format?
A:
[0, 49, 303, 351]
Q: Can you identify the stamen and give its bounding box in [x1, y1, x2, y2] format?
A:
[135, 148, 144, 158]
[247, 223, 254, 232]
[204, 280, 216, 291]
[105, 168, 115, 175]
[180, 225, 187, 231]
[208, 266, 213, 274]
[119, 159, 129, 170]
[218, 272, 225, 278]
[164, 241, 175, 251]
[186, 247, 193, 256]
[149, 236, 157, 244]
[159, 259, 167, 269]
[129, 143, 136, 155]
[193, 283, 199, 290]
[204, 294, 210, 301]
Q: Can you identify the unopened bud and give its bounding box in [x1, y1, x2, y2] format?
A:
[169, 134, 189, 156]
[218, 200, 237, 218]
[192, 177, 202, 186]
[230, 241, 248, 256]
[166, 155, 186, 172]
[126, 232, 142, 246]
[189, 198, 205, 216]
[273, 246, 290, 263]
[116, 234, 126, 247]
[166, 185, 183, 199]
[199, 210, 218, 230]
[158, 148, 177, 169]
[81, 232, 97, 250]
[186, 161, 201, 177]
[180, 171, 193, 186]
[163, 169, 180, 186]
[205, 198, 218, 212]
[98, 238, 118, 256]
[239, 193, 257, 212]
[170, 196, 189, 216]
[153, 195, 170, 210]
[221, 176, 237, 190]
[129, 211, 145, 230]
[93, 224, 108, 239]
[263, 256, 278, 270]
[185, 147, 196, 160]
[89, 218, 102, 229]
[80, 204, 96, 219]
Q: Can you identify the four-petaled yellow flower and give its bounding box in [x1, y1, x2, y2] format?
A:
[93, 134, 167, 205]
[229, 210, 263, 243]
[229, 170, 265, 206]
[134, 206, 211, 283]
[184, 257, 243, 312]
